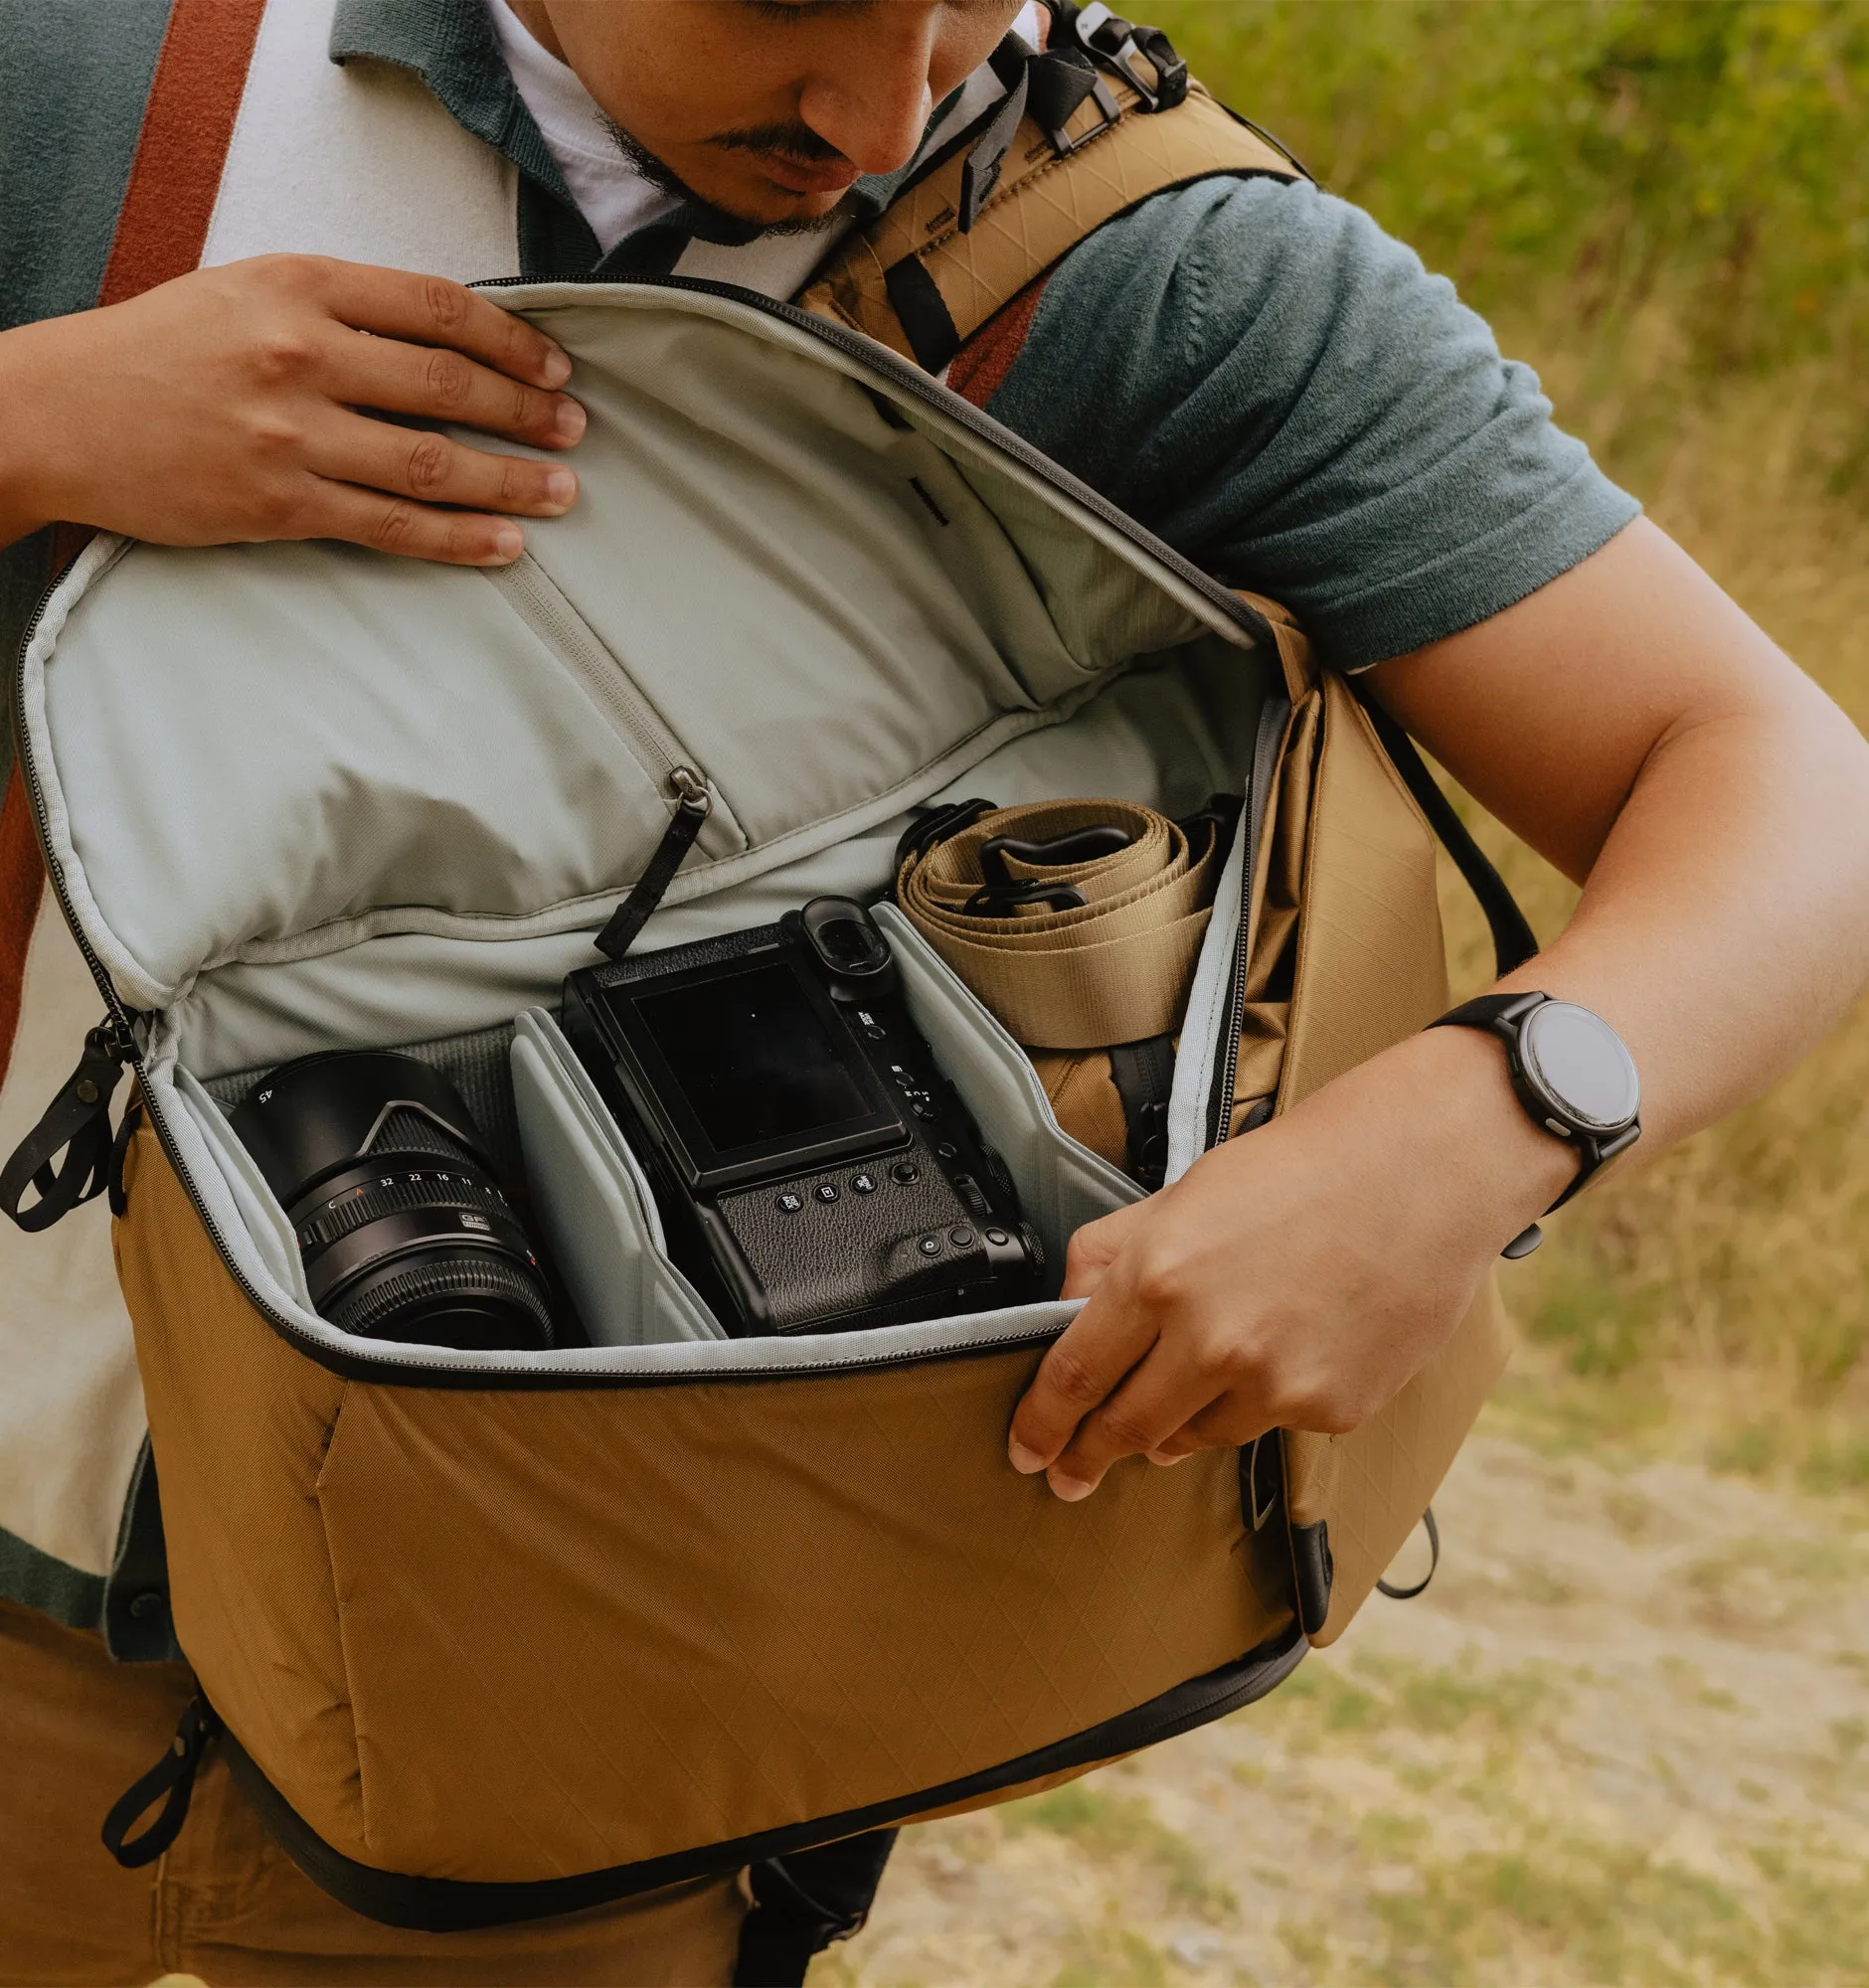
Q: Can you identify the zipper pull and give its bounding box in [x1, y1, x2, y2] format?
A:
[594, 766, 713, 962]
[0, 1014, 138, 1233]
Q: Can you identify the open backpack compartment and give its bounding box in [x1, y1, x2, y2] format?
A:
[11, 280, 1509, 1926]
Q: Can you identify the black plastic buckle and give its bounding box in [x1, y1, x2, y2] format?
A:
[1066, 3, 1189, 112]
[977, 821, 1132, 888]
[1044, 68, 1121, 157]
[892, 797, 998, 878]
[960, 878, 1089, 917]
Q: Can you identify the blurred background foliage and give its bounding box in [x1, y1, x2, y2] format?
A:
[1155, 0, 1869, 1494]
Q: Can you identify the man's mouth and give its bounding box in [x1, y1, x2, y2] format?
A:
[751, 150, 864, 196]
[710, 123, 862, 199]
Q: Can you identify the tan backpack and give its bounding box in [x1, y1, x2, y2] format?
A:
[2, 8, 1525, 1955]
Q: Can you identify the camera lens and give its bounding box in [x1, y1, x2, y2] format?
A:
[231, 1051, 554, 1353]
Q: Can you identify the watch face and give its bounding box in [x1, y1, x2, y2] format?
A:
[1519, 1001, 1640, 1134]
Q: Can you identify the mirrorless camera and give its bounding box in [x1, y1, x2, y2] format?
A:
[563, 897, 1043, 1336]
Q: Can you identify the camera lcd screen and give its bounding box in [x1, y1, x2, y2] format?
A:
[630, 961, 873, 1157]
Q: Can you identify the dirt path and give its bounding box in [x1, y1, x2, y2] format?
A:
[818, 1421, 1869, 1986]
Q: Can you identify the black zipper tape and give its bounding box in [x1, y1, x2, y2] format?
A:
[215, 1622, 1304, 1932]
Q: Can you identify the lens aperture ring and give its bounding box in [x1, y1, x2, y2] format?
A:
[295, 1168, 511, 1253]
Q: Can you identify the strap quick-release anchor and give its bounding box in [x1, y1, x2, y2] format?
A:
[0, 1014, 139, 1232]
[102, 1695, 219, 1869]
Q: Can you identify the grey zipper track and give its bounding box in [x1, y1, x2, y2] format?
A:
[10, 277, 1281, 1392]
[484, 555, 693, 788]
[1206, 694, 1292, 1148]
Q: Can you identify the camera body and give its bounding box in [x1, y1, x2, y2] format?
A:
[563, 898, 1042, 1337]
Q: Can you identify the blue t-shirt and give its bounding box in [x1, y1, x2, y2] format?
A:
[991, 176, 1639, 668]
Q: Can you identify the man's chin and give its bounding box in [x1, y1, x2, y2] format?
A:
[691, 171, 851, 233]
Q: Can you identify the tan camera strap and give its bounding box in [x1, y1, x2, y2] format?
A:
[896, 798, 1223, 1051]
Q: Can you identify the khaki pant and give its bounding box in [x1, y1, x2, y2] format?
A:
[2, 1599, 746, 1985]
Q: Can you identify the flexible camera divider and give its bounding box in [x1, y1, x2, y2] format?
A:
[6, 278, 1518, 1928]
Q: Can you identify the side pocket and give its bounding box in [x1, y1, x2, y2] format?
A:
[509, 1010, 727, 1346]
[872, 907, 1140, 1277]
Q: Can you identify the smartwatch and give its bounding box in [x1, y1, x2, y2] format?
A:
[1430, 991, 1640, 1257]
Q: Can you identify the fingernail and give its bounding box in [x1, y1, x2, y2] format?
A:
[554, 399, 587, 441]
[1049, 1472, 1094, 1503]
[1008, 1441, 1047, 1475]
[540, 348, 573, 388]
[543, 469, 577, 510]
[487, 525, 524, 564]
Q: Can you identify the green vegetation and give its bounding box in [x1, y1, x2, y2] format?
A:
[1000, 1781, 1234, 1915]
[1157, 0, 1869, 1490]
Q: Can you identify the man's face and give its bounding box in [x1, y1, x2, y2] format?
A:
[510, 0, 1025, 226]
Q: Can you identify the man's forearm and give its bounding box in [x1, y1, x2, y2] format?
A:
[1374, 517, 1869, 1172]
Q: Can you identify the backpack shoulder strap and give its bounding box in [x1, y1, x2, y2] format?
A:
[795, 55, 1307, 372]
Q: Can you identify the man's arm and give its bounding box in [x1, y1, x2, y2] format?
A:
[0, 255, 586, 564]
[1006, 518, 1869, 1496]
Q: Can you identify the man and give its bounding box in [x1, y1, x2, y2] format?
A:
[4, 2, 1867, 1981]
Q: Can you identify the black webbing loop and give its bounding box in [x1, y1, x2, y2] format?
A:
[102, 1696, 217, 1869]
[736, 1831, 900, 1987]
[958, 44, 1030, 230]
[1351, 681, 1539, 978]
[882, 254, 961, 374]
[1375, 1506, 1441, 1601]
[1108, 1033, 1176, 1190]
[0, 1018, 134, 1233]
[595, 769, 713, 962]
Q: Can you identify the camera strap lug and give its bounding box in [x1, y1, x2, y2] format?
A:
[0, 1013, 140, 1233]
[595, 767, 714, 962]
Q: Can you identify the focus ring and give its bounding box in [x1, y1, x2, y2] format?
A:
[324, 1253, 555, 1346]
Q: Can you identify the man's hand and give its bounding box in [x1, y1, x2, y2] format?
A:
[0, 254, 587, 565]
[1007, 1026, 1573, 1500]
[1010, 519, 1869, 1500]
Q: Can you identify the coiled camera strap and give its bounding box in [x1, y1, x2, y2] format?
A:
[895, 796, 1232, 1050]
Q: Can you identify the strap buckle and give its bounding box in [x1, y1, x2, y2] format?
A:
[1066, 3, 1190, 112]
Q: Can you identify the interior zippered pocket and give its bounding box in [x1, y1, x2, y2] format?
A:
[484, 553, 749, 857]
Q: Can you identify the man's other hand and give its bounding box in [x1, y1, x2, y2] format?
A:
[0, 255, 585, 565]
[1006, 1025, 1571, 1501]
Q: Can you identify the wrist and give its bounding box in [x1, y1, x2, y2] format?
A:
[1389, 1023, 1580, 1237]
[0, 320, 68, 549]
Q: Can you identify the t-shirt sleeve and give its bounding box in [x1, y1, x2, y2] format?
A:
[982, 176, 1640, 668]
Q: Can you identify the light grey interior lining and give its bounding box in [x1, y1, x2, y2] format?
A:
[31, 282, 1284, 1379]
[167, 640, 1273, 1080]
[28, 287, 1261, 1020]
[159, 921, 1139, 1369]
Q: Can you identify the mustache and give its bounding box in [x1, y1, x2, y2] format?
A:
[707, 121, 849, 167]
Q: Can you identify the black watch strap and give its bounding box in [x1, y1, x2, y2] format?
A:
[1431, 991, 1641, 1250]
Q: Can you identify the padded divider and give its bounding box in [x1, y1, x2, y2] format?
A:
[511, 1010, 727, 1346]
[174, 1070, 314, 1311]
[1166, 804, 1249, 1184]
[873, 905, 1140, 1272]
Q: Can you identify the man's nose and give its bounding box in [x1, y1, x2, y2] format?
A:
[795, 12, 942, 177]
